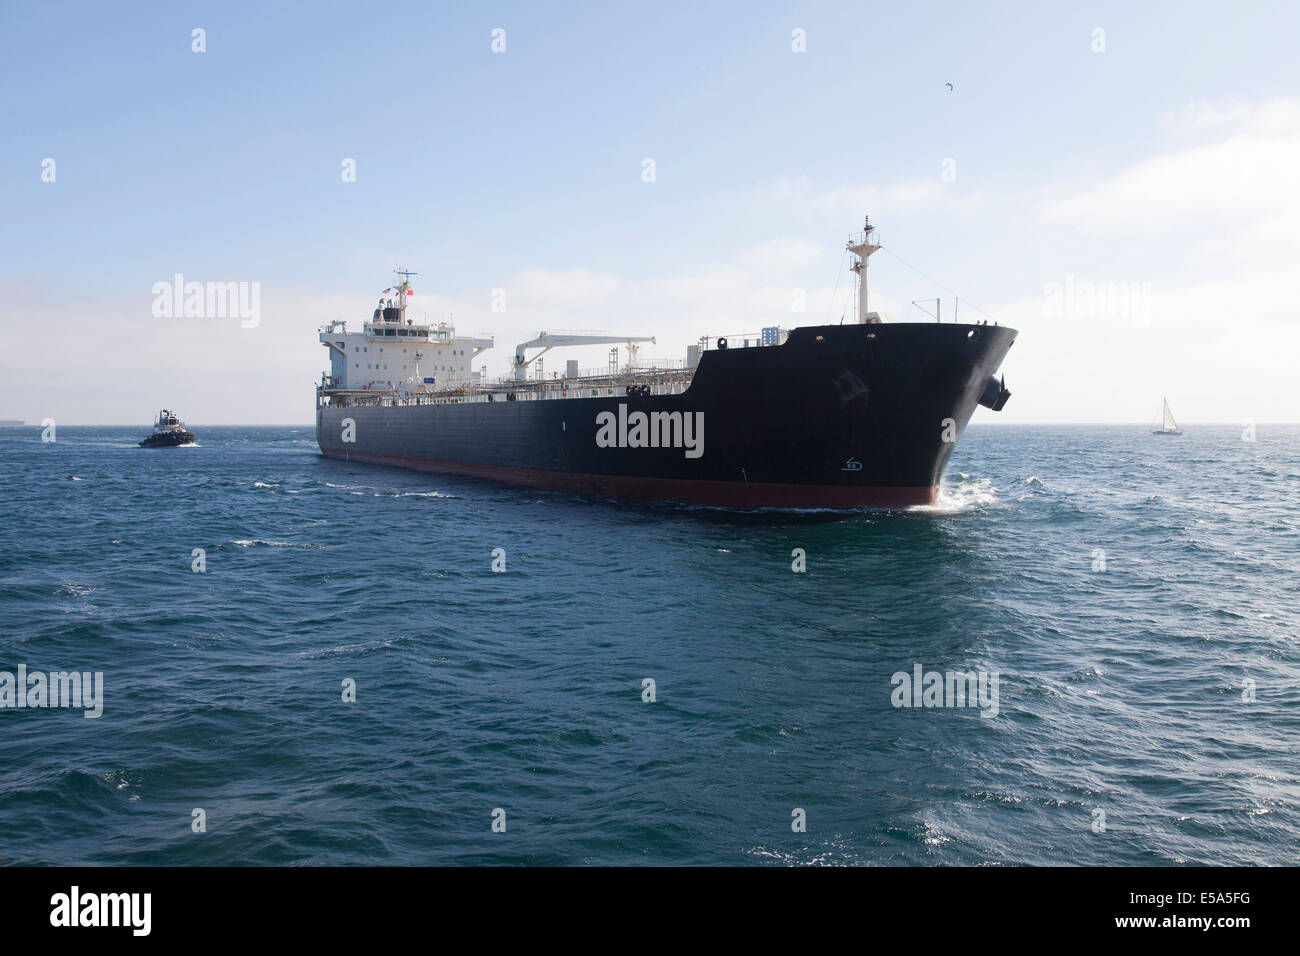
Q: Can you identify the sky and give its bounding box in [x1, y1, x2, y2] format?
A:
[2, 0, 1298, 424]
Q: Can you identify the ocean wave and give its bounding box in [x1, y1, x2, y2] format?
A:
[228, 539, 329, 549]
[5, 423, 1300, 866]
[54, 583, 101, 598]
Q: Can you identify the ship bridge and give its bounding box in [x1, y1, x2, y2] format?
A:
[319, 268, 493, 395]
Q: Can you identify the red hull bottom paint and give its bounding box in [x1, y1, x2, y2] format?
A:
[320, 447, 938, 509]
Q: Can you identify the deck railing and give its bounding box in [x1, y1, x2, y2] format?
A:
[318, 367, 698, 409]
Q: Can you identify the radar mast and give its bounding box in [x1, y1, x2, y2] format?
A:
[846, 216, 882, 324]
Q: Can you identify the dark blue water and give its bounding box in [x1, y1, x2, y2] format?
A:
[1, 424, 1297, 865]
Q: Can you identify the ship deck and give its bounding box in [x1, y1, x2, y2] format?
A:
[318, 367, 697, 408]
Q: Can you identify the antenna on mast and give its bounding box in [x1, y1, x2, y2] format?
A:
[394, 267, 418, 318]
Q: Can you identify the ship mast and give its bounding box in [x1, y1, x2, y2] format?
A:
[394, 267, 417, 320]
[846, 215, 882, 323]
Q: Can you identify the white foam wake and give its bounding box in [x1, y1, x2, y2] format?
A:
[912, 476, 999, 514]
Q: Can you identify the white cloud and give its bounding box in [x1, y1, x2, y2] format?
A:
[1044, 98, 1300, 234]
[509, 267, 619, 309]
[748, 238, 823, 270]
[1161, 97, 1300, 136]
[657, 267, 749, 303]
[1042, 133, 1300, 230]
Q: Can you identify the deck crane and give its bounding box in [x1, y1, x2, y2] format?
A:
[512, 332, 656, 382]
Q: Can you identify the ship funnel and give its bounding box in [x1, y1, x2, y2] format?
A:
[978, 374, 1011, 411]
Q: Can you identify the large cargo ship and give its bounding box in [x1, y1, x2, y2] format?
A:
[316, 218, 1016, 508]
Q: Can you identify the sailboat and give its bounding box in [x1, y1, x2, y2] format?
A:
[1152, 396, 1182, 436]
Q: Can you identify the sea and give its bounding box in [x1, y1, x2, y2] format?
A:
[1, 424, 1296, 866]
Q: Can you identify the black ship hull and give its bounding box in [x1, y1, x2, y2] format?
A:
[139, 432, 195, 448]
[317, 322, 1016, 509]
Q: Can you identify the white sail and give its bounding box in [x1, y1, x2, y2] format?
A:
[1162, 397, 1177, 431]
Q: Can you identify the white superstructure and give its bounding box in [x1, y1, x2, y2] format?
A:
[315, 264, 800, 411]
[318, 269, 494, 395]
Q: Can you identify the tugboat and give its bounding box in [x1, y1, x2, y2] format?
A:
[139, 409, 196, 447]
